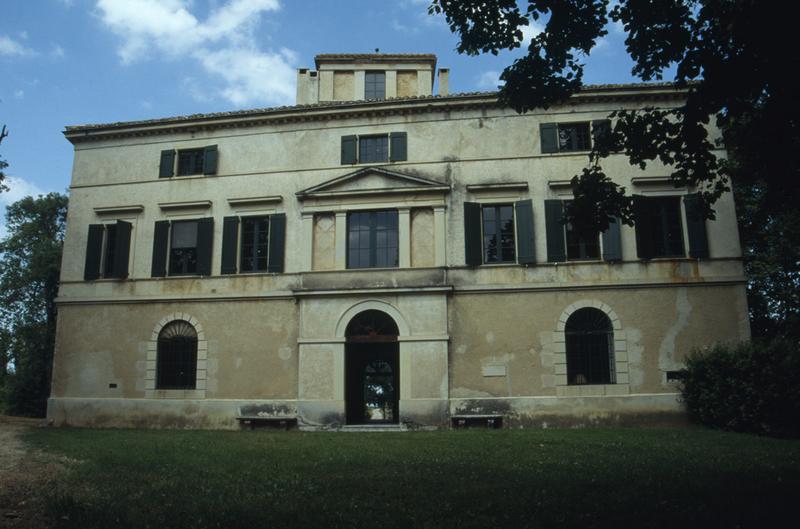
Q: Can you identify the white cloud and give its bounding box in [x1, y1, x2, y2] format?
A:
[95, 0, 295, 106]
[13, 89, 24, 99]
[0, 35, 37, 57]
[518, 21, 544, 45]
[476, 70, 502, 90]
[0, 177, 47, 240]
[51, 44, 66, 58]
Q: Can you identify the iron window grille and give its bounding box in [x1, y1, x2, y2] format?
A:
[156, 320, 198, 390]
[482, 204, 516, 264]
[347, 210, 399, 269]
[565, 308, 615, 385]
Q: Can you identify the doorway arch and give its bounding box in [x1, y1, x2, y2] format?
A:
[345, 310, 400, 425]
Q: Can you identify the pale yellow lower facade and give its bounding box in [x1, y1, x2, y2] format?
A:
[48, 274, 749, 429]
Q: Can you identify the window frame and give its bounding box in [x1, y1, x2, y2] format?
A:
[238, 215, 271, 273]
[562, 201, 601, 261]
[346, 209, 400, 270]
[480, 203, 517, 265]
[364, 71, 386, 100]
[358, 134, 390, 164]
[638, 195, 686, 259]
[556, 122, 592, 153]
[176, 148, 205, 176]
[155, 322, 198, 391]
[565, 307, 616, 386]
[168, 219, 201, 276]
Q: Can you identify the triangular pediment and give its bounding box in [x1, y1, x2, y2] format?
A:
[296, 167, 450, 200]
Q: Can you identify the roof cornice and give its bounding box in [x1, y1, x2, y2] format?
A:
[63, 83, 690, 144]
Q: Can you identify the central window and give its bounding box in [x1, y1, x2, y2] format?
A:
[359, 136, 389, 163]
[482, 204, 516, 264]
[636, 196, 684, 258]
[176, 148, 205, 176]
[564, 202, 600, 260]
[239, 216, 270, 272]
[169, 220, 199, 275]
[347, 210, 399, 269]
[365, 71, 386, 100]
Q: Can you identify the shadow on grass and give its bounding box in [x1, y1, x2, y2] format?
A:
[24, 427, 800, 529]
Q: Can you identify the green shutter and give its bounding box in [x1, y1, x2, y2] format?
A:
[515, 199, 535, 265]
[196, 218, 214, 276]
[112, 220, 132, 279]
[84, 224, 104, 280]
[267, 213, 286, 273]
[684, 193, 709, 259]
[633, 195, 654, 260]
[341, 135, 357, 164]
[203, 145, 218, 175]
[221, 216, 239, 274]
[463, 202, 482, 266]
[592, 119, 611, 148]
[159, 150, 175, 178]
[151, 220, 170, 277]
[540, 123, 558, 154]
[545, 200, 566, 262]
[390, 132, 407, 162]
[601, 216, 622, 262]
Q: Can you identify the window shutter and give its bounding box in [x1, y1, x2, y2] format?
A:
[159, 150, 175, 178]
[515, 199, 535, 265]
[684, 193, 709, 259]
[267, 213, 286, 273]
[545, 200, 566, 262]
[221, 216, 239, 274]
[633, 195, 654, 259]
[592, 119, 611, 148]
[540, 123, 558, 154]
[601, 216, 622, 262]
[196, 218, 214, 276]
[203, 145, 218, 175]
[390, 132, 407, 162]
[341, 135, 357, 164]
[151, 220, 170, 277]
[463, 202, 482, 266]
[84, 224, 104, 280]
[112, 220, 132, 279]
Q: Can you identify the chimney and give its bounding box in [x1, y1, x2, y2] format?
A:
[296, 69, 310, 105]
[438, 68, 449, 96]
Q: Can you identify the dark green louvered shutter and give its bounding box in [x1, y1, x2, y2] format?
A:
[463, 202, 482, 266]
[545, 200, 566, 262]
[633, 195, 654, 259]
[684, 193, 709, 259]
[112, 220, 132, 279]
[515, 199, 535, 264]
[159, 150, 175, 178]
[151, 220, 170, 277]
[267, 213, 286, 273]
[221, 216, 239, 274]
[602, 216, 622, 262]
[341, 135, 357, 164]
[390, 132, 407, 162]
[196, 218, 214, 276]
[203, 145, 218, 175]
[84, 224, 104, 280]
[592, 119, 612, 149]
[540, 123, 558, 154]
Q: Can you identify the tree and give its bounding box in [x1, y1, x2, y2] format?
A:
[0, 125, 9, 193]
[431, 0, 799, 336]
[0, 193, 68, 416]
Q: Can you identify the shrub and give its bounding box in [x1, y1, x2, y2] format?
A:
[681, 339, 800, 437]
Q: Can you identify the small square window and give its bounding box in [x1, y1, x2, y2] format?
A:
[359, 136, 389, 163]
[176, 149, 205, 176]
[558, 123, 591, 152]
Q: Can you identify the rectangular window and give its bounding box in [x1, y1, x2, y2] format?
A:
[240, 216, 270, 272]
[176, 148, 205, 176]
[169, 220, 199, 275]
[541, 121, 610, 154]
[639, 196, 685, 258]
[482, 204, 516, 264]
[365, 71, 386, 100]
[101, 223, 118, 277]
[359, 136, 389, 163]
[84, 221, 132, 280]
[347, 210, 399, 269]
[564, 202, 600, 260]
[558, 123, 591, 152]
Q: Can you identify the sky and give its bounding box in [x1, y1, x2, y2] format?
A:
[0, 0, 640, 235]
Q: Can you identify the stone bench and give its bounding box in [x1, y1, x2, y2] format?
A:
[451, 414, 503, 429]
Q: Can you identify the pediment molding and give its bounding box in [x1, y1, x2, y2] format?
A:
[295, 166, 450, 201]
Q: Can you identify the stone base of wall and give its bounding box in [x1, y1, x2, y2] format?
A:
[49, 393, 685, 430]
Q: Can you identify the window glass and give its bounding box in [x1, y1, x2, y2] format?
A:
[347, 210, 399, 269]
[565, 308, 615, 385]
[359, 136, 389, 163]
[240, 216, 270, 272]
[102, 224, 117, 277]
[482, 204, 516, 264]
[177, 149, 204, 176]
[170, 221, 198, 275]
[558, 123, 591, 152]
[648, 197, 685, 257]
[365, 71, 386, 100]
[564, 202, 600, 260]
[156, 321, 198, 390]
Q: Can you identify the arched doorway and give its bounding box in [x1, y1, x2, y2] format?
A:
[345, 310, 400, 424]
[565, 307, 615, 385]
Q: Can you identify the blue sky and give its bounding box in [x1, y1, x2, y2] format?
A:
[0, 0, 638, 231]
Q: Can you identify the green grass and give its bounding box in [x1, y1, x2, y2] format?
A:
[24, 427, 800, 529]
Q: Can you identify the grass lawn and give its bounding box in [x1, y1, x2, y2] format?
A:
[24, 427, 800, 529]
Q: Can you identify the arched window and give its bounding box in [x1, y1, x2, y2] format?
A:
[345, 310, 399, 342]
[565, 308, 615, 385]
[156, 320, 198, 390]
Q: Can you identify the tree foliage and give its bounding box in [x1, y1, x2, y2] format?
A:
[431, 0, 799, 336]
[0, 125, 9, 193]
[0, 193, 68, 416]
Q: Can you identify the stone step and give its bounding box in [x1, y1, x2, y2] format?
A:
[337, 424, 407, 432]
